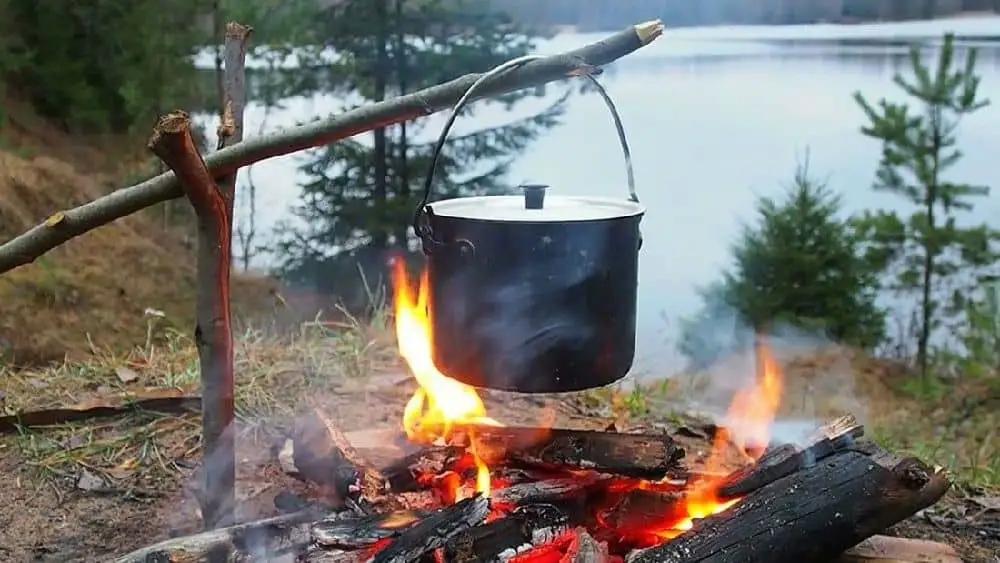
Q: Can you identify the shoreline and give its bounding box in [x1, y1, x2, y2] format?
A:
[553, 11, 1000, 34]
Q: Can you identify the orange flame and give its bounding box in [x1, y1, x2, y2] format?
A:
[391, 258, 498, 498]
[652, 336, 784, 539]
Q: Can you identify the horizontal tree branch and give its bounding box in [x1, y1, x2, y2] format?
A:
[0, 19, 664, 274]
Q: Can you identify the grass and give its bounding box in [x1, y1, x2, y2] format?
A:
[2, 309, 997, 497]
[584, 349, 1000, 490]
[0, 311, 399, 489]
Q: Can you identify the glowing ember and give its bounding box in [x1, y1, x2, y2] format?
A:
[391, 258, 499, 498]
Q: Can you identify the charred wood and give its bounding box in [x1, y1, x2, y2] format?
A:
[491, 474, 609, 507]
[625, 441, 950, 563]
[110, 509, 323, 563]
[506, 527, 611, 563]
[443, 504, 571, 562]
[290, 408, 389, 504]
[717, 414, 864, 498]
[371, 494, 491, 563]
[380, 445, 464, 492]
[565, 528, 614, 563]
[597, 488, 685, 533]
[311, 509, 433, 549]
[452, 425, 685, 480]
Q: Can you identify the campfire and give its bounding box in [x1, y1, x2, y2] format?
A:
[116, 261, 951, 563]
[269, 262, 947, 563]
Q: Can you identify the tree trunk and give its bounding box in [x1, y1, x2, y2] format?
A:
[212, 0, 224, 114]
[372, 0, 390, 249]
[393, 0, 410, 250]
[919, 110, 943, 383]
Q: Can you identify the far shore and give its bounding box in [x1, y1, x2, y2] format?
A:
[552, 10, 1000, 34]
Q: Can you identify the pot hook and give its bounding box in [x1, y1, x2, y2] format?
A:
[412, 54, 638, 254]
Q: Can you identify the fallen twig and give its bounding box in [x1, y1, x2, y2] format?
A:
[0, 20, 664, 274]
[0, 388, 200, 433]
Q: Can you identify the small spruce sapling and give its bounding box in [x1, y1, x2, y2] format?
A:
[852, 33, 994, 384]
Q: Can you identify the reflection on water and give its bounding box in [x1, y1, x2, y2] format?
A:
[192, 17, 1000, 377]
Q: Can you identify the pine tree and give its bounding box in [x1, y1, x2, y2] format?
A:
[678, 161, 886, 367]
[852, 33, 994, 382]
[274, 0, 567, 301]
[2, 0, 208, 133]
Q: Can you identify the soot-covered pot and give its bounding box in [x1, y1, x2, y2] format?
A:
[411, 56, 645, 393]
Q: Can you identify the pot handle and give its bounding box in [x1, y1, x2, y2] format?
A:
[412, 55, 638, 250]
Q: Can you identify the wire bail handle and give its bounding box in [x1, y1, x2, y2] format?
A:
[412, 55, 639, 253]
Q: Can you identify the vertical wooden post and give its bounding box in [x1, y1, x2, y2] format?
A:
[147, 22, 252, 531]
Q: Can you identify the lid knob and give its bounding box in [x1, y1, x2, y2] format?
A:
[521, 184, 548, 210]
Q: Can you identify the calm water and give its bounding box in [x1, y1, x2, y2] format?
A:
[195, 16, 1000, 378]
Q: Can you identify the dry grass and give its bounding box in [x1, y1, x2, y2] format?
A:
[0, 313, 399, 490]
[0, 94, 279, 365]
[2, 316, 997, 501]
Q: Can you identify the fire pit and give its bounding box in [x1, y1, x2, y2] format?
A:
[112, 45, 950, 560]
[113, 264, 952, 563]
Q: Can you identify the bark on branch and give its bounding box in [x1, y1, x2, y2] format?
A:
[148, 111, 238, 530]
[0, 19, 664, 274]
[217, 21, 252, 225]
[145, 23, 250, 531]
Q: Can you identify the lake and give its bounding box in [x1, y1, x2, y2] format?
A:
[193, 16, 1000, 378]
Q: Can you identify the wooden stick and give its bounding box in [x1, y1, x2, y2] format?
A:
[216, 21, 252, 225]
[0, 19, 664, 274]
[626, 442, 950, 563]
[109, 509, 322, 563]
[148, 110, 236, 529]
[147, 22, 249, 531]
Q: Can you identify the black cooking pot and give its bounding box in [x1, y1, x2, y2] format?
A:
[411, 58, 644, 393]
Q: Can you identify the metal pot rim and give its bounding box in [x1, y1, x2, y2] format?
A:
[427, 194, 646, 223]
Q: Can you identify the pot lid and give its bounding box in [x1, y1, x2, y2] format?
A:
[428, 186, 645, 223]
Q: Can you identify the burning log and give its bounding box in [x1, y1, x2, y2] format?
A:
[507, 527, 614, 563]
[597, 488, 685, 532]
[716, 414, 864, 497]
[311, 510, 432, 549]
[566, 528, 614, 563]
[367, 494, 490, 563]
[288, 408, 389, 504]
[443, 503, 570, 562]
[380, 445, 465, 492]
[304, 496, 490, 562]
[453, 425, 685, 480]
[625, 441, 950, 563]
[491, 475, 609, 507]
